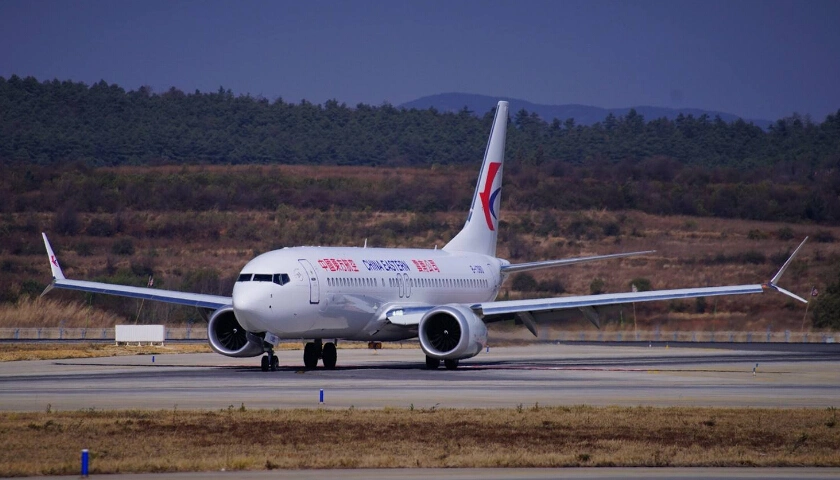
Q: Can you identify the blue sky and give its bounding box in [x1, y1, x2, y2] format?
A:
[1, 0, 838, 120]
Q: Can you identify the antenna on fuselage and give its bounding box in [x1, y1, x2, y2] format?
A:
[363, 238, 367, 248]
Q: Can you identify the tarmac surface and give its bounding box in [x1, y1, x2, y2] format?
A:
[1, 343, 839, 411]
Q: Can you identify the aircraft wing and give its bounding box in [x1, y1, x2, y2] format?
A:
[41, 233, 230, 310]
[478, 238, 809, 335]
[475, 284, 764, 326]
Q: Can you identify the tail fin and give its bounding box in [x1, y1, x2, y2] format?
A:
[443, 100, 508, 256]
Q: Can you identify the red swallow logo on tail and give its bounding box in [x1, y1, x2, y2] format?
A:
[479, 162, 501, 231]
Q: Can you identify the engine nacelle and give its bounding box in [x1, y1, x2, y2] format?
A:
[418, 305, 487, 360]
[207, 306, 265, 357]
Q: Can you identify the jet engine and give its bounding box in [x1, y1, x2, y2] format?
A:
[418, 305, 487, 360]
[207, 306, 265, 357]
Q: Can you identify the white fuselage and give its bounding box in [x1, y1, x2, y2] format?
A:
[232, 246, 505, 341]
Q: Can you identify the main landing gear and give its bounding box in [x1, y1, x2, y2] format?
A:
[260, 348, 279, 372]
[425, 355, 460, 370]
[303, 339, 337, 369]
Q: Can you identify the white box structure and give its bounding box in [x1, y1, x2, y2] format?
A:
[115, 325, 165, 345]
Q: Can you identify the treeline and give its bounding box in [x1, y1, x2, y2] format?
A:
[1, 75, 839, 169]
[4, 161, 840, 223]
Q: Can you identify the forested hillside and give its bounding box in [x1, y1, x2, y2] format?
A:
[400, 92, 774, 128]
[1, 75, 839, 170]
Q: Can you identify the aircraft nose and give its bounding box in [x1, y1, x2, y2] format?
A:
[231, 283, 268, 332]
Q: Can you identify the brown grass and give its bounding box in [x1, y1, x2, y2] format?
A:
[0, 297, 122, 328]
[0, 343, 212, 362]
[1, 406, 838, 475]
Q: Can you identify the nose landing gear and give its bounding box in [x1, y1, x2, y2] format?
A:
[260, 350, 279, 372]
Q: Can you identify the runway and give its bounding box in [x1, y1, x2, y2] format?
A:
[1, 343, 839, 411]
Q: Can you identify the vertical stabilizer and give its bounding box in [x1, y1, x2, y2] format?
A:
[443, 101, 508, 256]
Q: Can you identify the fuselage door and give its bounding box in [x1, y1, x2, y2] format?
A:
[298, 259, 320, 304]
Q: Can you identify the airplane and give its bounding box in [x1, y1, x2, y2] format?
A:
[41, 101, 809, 371]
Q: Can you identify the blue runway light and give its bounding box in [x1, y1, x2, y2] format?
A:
[81, 449, 89, 477]
[319, 389, 324, 403]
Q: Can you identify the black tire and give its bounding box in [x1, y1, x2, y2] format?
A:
[425, 355, 440, 369]
[303, 342, 319, 369]
[322, 342, 337, 369]
[270, 355, 279, 372]
[444, 358, 459, 370]
[260, 355, 269, 372]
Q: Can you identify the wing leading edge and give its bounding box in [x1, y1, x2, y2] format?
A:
[41, 233, 230, 310]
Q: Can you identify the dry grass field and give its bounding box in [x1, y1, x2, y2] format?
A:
[0, 343, 212, 362]
[1, 406, 838, 475]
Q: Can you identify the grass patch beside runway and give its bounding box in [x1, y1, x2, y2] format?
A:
[1, 406, 838, 475]
[0, 343, 213, 362]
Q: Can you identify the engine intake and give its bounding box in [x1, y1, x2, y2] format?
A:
[418, 305, 487, 360]
[207, 306, 265, 357]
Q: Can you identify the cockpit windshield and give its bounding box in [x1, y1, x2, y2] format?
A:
[237, 273, 290, 286]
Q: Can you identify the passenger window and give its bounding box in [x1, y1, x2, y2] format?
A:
[237, 273, 252, 282]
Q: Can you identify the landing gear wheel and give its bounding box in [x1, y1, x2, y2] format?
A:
[322, 342, 337, 369]
[444, 358, 459, 370]
[270, 355, 279, 371]
[303, 342, 320, 369]
[260, 355, 270, 372]
[425, 355, 440, 369]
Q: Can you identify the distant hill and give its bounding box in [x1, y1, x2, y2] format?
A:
[399, 93, 773, 128]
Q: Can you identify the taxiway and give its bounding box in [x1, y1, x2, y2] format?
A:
[1, 343, 838, 411]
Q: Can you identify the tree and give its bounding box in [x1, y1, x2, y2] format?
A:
[811, 265, 840, 330]
[511, 273, 538, 292]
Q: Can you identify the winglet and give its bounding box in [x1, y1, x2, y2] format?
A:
[762, 237, 808, 303]
[42, 233, 65, 280]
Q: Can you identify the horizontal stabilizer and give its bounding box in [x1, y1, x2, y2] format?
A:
[501, 250, 654, 274]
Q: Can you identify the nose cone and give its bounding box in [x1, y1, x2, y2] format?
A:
[232, 282, 270, 332]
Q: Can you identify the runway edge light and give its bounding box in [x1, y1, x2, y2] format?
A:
[81, 449, 89, 477]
